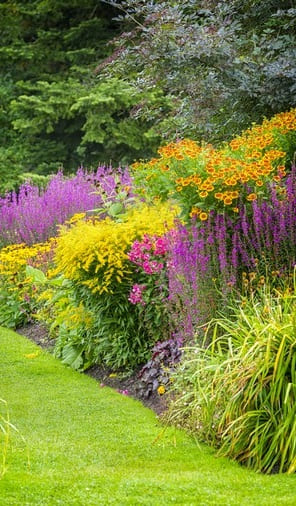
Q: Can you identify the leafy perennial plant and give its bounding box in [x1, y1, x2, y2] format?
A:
[0, 166, 132, 246]
[36, 202, 180, 370]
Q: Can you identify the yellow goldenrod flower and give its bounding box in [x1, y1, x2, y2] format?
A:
[54, 202, 179, 294]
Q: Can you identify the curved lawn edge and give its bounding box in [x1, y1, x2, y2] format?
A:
[1, 327, 295, 506]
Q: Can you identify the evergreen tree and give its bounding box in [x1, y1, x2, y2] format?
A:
[0, 0, 160, 191]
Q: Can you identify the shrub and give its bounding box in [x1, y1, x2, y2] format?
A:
[54, 202, 179, 294]
[167, 282, 296, 474]
[41, 202, 180, 370]
[103, 1, 296, 143]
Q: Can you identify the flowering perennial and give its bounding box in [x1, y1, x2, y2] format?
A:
[132, 108, 296, 219]
[0, 166, 132, 246]
[54, 203, 179, 294]
[0, 239, 56, 278]
[128, 284, 146, 305]
[128, 234, 168, 274]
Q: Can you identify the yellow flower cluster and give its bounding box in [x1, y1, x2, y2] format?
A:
[0, 239, 57, 320]
[132, 108, 296, 219]
[0, 239, 56, 278]
[54, 202, 179, 294]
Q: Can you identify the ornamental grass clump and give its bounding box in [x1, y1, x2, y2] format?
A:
[166, 282, 296, 474]
[132, 108, 296, 219]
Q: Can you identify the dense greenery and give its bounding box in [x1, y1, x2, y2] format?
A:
[102, 0, 296, 142]
[0, 0, 160, 192]
[2, 1, 295, 192]
[167, 284, 296, 474]
[1, 107, 296, 473]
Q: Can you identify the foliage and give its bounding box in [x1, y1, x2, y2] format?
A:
[0, 0, 160, 191]
[126, 163, 296, 351]
[0, 166, 132, 246]
[0, 240, 56, 328]
[72, 285, 153, 370]
[168, 164, 296, 337]
[132, 109, 296, 219]
[167, 282, 296, 474]
[36, 276, 95, 370]
[36, 273, 152, 370]
[138, 337, 183, 399]
[165, 224, 219, 343]
[5, 78, 160, 186]
[128, 234, 172, 342]
[35, 202, 179, 370]
[102, 0, 296, 143]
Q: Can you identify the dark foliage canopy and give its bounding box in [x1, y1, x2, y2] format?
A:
[101, 0, 296, 142]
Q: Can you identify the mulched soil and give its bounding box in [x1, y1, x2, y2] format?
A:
[17, 323, 167, 416]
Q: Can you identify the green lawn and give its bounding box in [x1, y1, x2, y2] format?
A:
[1, 328, 296, 505]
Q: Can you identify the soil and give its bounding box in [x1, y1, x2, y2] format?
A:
[17, 323, 167, 416]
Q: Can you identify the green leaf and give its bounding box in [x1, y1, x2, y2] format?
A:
[25, 265, 47, 285]
[107, 202, 124, 217]
[61, 344, 83, 370]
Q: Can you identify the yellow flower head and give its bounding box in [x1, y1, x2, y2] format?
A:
[157, 385, 166, 395]
[246, 193, 257, 202]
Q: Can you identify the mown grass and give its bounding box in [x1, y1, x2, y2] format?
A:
[1, 327, 296, 505]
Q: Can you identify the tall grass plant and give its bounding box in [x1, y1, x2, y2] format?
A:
[167, 280, 296, 473]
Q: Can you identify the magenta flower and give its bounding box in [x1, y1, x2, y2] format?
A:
[128, 284, 146, 305]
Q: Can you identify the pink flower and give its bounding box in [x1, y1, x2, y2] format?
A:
[154, 237, 168, 255]
[128, 284, 146, 305]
